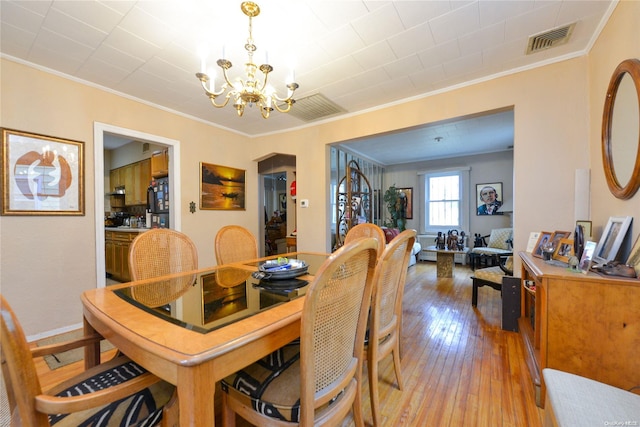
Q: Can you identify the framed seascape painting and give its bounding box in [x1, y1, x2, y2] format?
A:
[200, 162, 246, 210]
[1, 128, 84, 215]
[476, 182, 504, 215]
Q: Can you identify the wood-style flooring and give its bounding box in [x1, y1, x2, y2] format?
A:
[35, 261, 544, 426]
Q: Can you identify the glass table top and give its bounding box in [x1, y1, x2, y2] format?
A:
[113, 253, 329, 334]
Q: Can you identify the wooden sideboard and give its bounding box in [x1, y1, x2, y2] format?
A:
[518, 252, 640, 407]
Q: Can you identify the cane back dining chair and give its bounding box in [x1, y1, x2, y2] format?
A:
[220, 237, 379, 427]
[0, 294, 177, 426]
[215, 225, 259, 265]
[128, 228, 198, 308]
[344, 223, 387, 258]
[366, 229, 417, 426]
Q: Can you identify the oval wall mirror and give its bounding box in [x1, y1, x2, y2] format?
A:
[602, 58, 640, 200]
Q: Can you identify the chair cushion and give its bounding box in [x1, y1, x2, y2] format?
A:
[470, 247, 512, 256]
[543, 368, 640, 426]
[487, 228, 512, 250]
[51, 358, 174, 426]
[222, 344, 302, 422]
[221, 343, 347, 423]
[472, 266, 506, 284]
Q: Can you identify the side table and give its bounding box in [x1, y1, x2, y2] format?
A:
[423, 246, 469, 277]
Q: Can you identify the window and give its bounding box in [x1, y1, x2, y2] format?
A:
[419, 168, 469, 234]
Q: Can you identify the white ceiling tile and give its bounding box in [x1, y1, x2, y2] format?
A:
[118, 4, 175, 49]
[90, 43, 145, 73]
[307, 1, 370, 30]
[428, 1, 480, 44]
[0, 21, 37, 57]
[458, 21, 505, 56]
[103, 27, 161, 62]
[387, 23, 435, 59]
[383, 54, 424, 79]
[443, 52, 483, 77]
[52, 1, 124, 33]
[478, 0, 535, 26]
[0, 1, 47, 33]
[351, 3, 404, 45]
[393, 1, 451, 29]
[418, 40, 461, 69]
[317, 25, 366, 58]
[77, 57, 132, 85]
[505, 2, 562, 40]
[42, 7, 108, 49]
[352, 40, 396, 70]
[32, 27, 94, 63]
[98, 0, 136, 16]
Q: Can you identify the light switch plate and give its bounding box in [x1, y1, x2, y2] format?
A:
[300, 199, 309, 208]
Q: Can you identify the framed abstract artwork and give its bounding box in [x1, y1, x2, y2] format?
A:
[397, 187, 413, 219]
[200, 162, 246, 210]
[1, 128, 84, 215]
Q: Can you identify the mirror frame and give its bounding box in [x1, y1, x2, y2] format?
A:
[601, 58, 640, 200]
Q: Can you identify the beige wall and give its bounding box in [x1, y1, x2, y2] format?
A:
[587, 0, 640, 239]
[1, 1, 638, 338]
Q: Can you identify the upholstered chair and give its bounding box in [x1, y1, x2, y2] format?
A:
[366, 229, 417, 426]
[0, 295, 178, 426]
[220, 237, 378, 427]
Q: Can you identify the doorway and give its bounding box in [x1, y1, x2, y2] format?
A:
[258, 154, 296, 257]
[94, 123, 181, 288]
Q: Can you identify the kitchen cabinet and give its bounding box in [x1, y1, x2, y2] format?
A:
[105, 230, 147, 282]
[151, 149, 169, 178]
[518, 252, 640, 408]
[109, 159, 152, 206]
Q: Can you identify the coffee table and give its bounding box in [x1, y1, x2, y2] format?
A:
[423, 245, 468, 277]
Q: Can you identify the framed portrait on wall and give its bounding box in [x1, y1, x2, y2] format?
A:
[476, 182, 503, 215]
[1, 128, 84, 215]
[397, 187, 413, 219]
[200, 162, 246, 210]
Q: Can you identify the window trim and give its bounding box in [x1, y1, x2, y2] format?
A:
[418, 167, 470, 235]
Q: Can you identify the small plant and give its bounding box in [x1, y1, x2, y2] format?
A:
[382, 184, 407, 231]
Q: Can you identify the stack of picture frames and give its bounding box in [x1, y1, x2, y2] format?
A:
[532, 230, 572, 263]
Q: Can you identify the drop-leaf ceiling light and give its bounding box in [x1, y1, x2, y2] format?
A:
[195, 2, 299, 119]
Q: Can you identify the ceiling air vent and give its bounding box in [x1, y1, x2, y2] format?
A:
[284, 93, 346, 122]
[526, 23, 575, 54]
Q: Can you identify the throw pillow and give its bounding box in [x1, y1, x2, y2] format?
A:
[382, 227, 400, 244]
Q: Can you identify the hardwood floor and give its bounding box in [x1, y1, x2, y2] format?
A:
[35, 262, 544, 426]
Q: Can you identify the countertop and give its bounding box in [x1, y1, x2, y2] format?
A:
[105, 227, 150, 232]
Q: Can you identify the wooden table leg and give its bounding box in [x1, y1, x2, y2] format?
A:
[436, 252, 454, 278]
[178, 364, 216, 426]
[83, 317, 101, 369]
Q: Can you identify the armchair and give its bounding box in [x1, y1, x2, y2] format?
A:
[470, 255, 513, 307]
[468, 228, 513, 270]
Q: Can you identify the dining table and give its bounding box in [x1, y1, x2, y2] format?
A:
[81, 252, 329, 427]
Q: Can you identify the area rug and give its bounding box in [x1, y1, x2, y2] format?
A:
[37, 329, 115, 370]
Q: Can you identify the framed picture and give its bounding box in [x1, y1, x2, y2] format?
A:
[579, 240, 597, 274]
[476, 182, 504, 215]
[397, 187, 413, 219]
[200, 162, 246, 210]
[550, 230, 571, 248]
[576, 220, 592, 238]
[553, 238, 574, 263]
[1, 128, 84, 215]
[593, 216, 633, 265]
[279, 193, 287, 210]
[533, 231, 553, 258]
[625, 234, 640, 278]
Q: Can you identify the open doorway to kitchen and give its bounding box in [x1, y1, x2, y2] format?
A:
[93, 123, 181, 288]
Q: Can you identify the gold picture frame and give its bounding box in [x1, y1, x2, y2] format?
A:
[553, 238, 575, 263]
[1, 128, 84, 215]
[200, 162, 246, 210]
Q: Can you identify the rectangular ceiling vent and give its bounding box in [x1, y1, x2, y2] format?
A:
[526, 23, 575, 54]
[284, 93, 346, 122]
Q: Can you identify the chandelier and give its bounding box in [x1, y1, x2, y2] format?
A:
[195, 2, 299, 119]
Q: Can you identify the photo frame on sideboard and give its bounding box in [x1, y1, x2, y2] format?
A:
[593, 216, 633, 266]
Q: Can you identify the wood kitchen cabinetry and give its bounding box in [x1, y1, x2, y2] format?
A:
[151, 149, 169, 178]
[519, 252, 640, 407]
[109, 159, 151, 206]
[105, 230, 146, 282]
